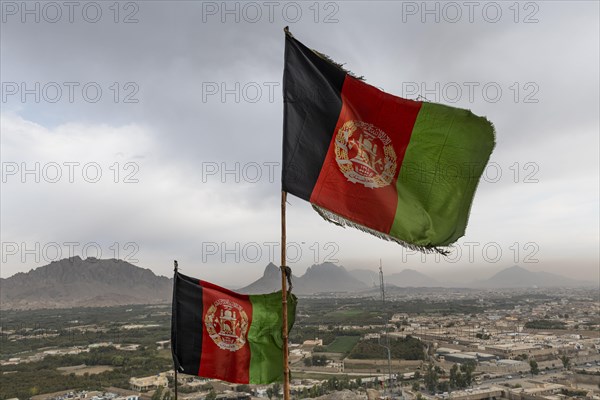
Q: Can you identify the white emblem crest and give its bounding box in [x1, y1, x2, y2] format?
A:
[334, 120, 397, 189]
[204, 299, 249, 352]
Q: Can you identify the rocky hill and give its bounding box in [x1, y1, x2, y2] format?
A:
[239, 262, 368, 294]
[0, 256, 172, 309]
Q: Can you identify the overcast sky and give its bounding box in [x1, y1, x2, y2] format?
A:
[1, 1, 598, 287]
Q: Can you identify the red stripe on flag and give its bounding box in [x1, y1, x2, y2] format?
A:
[310, 76, 422, 234]
[200, 280, 247, 297]
[199, 281, 252, 383]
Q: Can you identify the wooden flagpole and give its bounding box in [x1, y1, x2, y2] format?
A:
[174, 365, 178, 400]
[280, 190, 290, 400]
[173, 260, 179, 400]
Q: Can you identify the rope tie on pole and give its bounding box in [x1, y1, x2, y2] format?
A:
[282, 265, 293, 292]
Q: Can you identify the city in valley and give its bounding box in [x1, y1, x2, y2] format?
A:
[2, 279, 599, 400]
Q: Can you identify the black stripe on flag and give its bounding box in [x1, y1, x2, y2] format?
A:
[282, 31, 346, 201]
[171, 272, 203, 376]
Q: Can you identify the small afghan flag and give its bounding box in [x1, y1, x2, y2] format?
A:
[171, 271, 296, 384]
[282, 29, 495, 253]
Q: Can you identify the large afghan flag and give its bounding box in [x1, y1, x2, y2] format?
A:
[171, 271, 296, 384]
[282, 29, 495, 253]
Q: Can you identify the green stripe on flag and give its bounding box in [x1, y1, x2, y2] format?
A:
[389, 102, 495, 246]
[248, 292, 297, 384]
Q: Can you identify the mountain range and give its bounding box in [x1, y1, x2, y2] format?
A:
[241, 264, 586, 292]
[0, 258, 589, 310]
[348, 268, 442, 288]
[239, 262, 368, 294]
[474, 265, 585, 288]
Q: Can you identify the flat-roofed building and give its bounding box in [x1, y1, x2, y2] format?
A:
[444, 353, 478, 363]
[129, 375, 168, 392]
[497, 359, 526, 367]
[436, 347, 461, 355]
[463, 351, 497, 362]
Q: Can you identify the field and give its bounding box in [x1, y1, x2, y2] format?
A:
[325, 336, 360, 354]
[57, 365, 115, 375]
[1, 305, 173, 399]
[322, 310, 380, 324]
[289, 371, 375, 380]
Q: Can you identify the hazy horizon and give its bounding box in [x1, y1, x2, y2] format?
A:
[1, 255, 597, 290]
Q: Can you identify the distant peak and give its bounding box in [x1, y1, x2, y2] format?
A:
[263, 263, 280, 276]
[52, 255, 82, 263]
[501, 265, 529, 273]
[308, 262, 343, 271]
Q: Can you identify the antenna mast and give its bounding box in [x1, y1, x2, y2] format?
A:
[379, 259, 385, 304]
[378, 259, 393, 397]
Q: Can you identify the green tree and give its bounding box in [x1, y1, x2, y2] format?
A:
[152, 386, 164, 400]
[424, 363, 439, 393]
[560, 354, 571, 370]
[312, 355, 328, 366]
[460, 360, 476, 387]
[449, 364, 459, 389]
[206, 389, 217, 400]
[236, 385, 251, 393]
[112, 355, 125, 366]
[311, 387, 318, 398]
[529, 360, 540, 377]
[437, 381, 449, 392]
[412, 382, 420, 392]
[272, 383, 282, 399]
